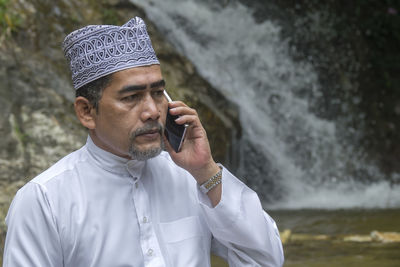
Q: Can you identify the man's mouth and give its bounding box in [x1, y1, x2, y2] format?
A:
[136, 128, 160, 139]
[132, 122, 164, 142]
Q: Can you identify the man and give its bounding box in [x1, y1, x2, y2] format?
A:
[3, 17, 284, 266]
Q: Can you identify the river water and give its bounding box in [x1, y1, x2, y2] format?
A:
[274, 209, 400, 266]
[210, 209, 400, 266]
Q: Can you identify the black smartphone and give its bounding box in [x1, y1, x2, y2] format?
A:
[164, 91, 188, 152]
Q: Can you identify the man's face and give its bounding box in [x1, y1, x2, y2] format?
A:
[90, 65, 168, 160]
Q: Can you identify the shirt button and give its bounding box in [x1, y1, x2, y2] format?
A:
[147, 248, 153, 256]
[142, 216, 148, 223]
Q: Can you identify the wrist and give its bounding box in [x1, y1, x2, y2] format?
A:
[193, 161, 223, 207]
[190, 161, 220, 184]
[198, 166, 222, 194]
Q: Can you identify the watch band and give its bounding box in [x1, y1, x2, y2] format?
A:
[199, 167, 222, 194]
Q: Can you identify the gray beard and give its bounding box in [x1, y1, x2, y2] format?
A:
[128, 122, 165, 161]
[129, 145, 164, 161]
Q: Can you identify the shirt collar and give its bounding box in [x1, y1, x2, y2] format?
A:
[85, 136, 146, 178]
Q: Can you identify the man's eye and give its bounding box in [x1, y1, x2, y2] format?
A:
[153, 90, 164, 97]
[122, 94, 138, 102]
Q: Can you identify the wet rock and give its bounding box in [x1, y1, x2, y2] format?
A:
[343, 235, 372, 243]
[280, 229, 291, 244]
[371, 231, 400, 243]
[281, 231, 400, 244]
[290, 233, 330, 242]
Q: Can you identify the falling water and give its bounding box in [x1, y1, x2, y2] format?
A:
[130, 0, 400, 209]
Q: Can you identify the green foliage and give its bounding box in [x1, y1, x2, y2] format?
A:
[0, 0, 9, 31]
[0, 0, 21, 37]
[13, 123, 28, 145]
[102, 8, 120, 26]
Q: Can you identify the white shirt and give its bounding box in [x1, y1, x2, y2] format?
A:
[3, 137, 284, 267]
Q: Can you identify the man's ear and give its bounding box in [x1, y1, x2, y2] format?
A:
[74, 96, 97, 129]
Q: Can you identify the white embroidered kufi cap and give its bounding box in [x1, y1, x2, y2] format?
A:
[62, 17, 160, 90]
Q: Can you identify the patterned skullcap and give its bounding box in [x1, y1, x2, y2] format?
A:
[62, 17, 160, 90]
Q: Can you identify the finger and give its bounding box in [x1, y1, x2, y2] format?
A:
[169, 106, 197, 117]
[174, 114, 200, 126]
[168, 101, 188, 108]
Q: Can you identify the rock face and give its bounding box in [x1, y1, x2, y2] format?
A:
[240, 0, 400, 176]
[0, 0, 240, 258]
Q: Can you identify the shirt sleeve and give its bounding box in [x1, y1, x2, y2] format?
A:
[3, 182, 63, 267]
[197, 166, 284, 267]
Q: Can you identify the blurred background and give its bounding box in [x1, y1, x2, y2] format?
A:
[1, 0, 399, 266]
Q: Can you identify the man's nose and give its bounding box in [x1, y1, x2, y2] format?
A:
[141, 94, 160, 121]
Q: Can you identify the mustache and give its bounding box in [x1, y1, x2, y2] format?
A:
[132, 121, 164, 138]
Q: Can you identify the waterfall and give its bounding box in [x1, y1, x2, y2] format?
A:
[130, 0, 400, 209]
